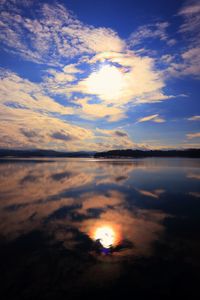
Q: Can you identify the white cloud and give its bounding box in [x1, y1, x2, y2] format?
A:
[74, 97, 126, 122]
[63, 64, 83, 74]
[0, 69, 74, 116]
[188, 115, 200, 121]
[137, 114, 165, 123]
[178, 0, 200, 36]
[96, 128, 128, 137]
[187, 132, 200, 139]
[169, 0, 200, 78]
[128, 22, 175, 47]
[0, 1, 176, 125]
[0, 0, 197, 151]
[70, 51, 172, 106]
[0, 1, 124, 65]
[179, 1, 200, 15]
[168, 47, 200, 78]
[0, 69, 141, 150]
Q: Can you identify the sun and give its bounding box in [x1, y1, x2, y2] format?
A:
[85, 64, 124, 101]
[94, 225, 116, 248]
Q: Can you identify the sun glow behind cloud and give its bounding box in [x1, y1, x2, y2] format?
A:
[85, 64, 125, 101]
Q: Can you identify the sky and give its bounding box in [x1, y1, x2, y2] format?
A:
[0, 0, 200, 151]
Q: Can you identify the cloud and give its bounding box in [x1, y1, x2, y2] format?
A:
[74, 97, 126, 122]
[0, 0, 198, 151]
[70, 51, 173, 107]
[114, 130, 128, 137]
[168, 0, 200, 78]
[179, 1, 200, 15]
[188, 115, 200, 121]
[178, 0, 200, 35]
[128, 22, 176, 47]
[0, 1, 175, 130]
[186, 132, 200, 139]
[0, 107, 95, 150]
[168, 47, 200, 78]
[96, 128, 128, 137]
[0, 69, 139, 151]
[51, 131, 75, 142]
[0, 1, 124, 65]
[0, 69, 98, 150]
[0, 69, 74, 116]
[137, 114, 165, 123]
[21, 129, 38, 138]
[63, 64, 83, 74]
[94, 128, 135, 150]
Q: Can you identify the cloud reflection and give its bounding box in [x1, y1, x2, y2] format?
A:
[0, 158, 199, 261]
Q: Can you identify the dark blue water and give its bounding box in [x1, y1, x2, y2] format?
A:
[0, 158, 199, 299]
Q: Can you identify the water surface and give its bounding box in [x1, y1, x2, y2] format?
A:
[0, 158, 200, 299]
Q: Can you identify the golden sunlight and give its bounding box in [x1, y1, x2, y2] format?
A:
[86, 65, 124, 100]
[93, 225, 116, 248]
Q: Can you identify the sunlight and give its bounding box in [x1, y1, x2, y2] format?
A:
[86, 65, 124, 100]
[94, 225, 116, 248]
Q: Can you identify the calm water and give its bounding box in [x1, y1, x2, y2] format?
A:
[0, 158, 200, 299]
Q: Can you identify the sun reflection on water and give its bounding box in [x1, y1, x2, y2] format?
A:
[90, 223, 121, 251]
[94, 226, 115, 248]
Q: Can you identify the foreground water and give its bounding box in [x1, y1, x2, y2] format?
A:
[0, 158, 200, 299]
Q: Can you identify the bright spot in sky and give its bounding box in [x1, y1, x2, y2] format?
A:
[86, 65, 124, 100]
[94, 225, 115, 248]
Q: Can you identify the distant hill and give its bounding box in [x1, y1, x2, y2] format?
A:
[0, 148, 200, 158]
[0, 149, 95, 158]
[94, 149, 200, 158]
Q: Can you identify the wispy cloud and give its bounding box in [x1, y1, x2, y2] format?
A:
[0, 0, 199, 151]
[0, 1, 124, 65]
[187, 132, 200, 139]
[137, 114, 165, 123]
[0, 69, 74, 116]
[178, 0, 200, 35]
[0, 1, 178, 121]
[70, 51, 173, 105]
[188, 115, 200, 121]
[168, 0, 200, 78]
[0, 69, 140, 150]
[128, 22, 176, 47]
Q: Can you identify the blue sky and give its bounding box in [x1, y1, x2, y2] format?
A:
[0, 0, 199, 151]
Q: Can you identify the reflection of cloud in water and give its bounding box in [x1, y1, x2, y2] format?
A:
[77, 190, 124, 214]
[80, 206, 167, 258]
[0, 158, 199, 296]
[2, 158, 196, 259]
[187, 172, 200, 180]
[188, 192, 200, 198]
[138, 189, 165, 199]
[0, 162, 94, 207]
[0, 160, 169, 259]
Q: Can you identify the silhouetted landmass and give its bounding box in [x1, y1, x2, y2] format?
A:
[94, 149, 200, 158]
[0, 148, 199, 158]
[0, 149, 95, 158]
